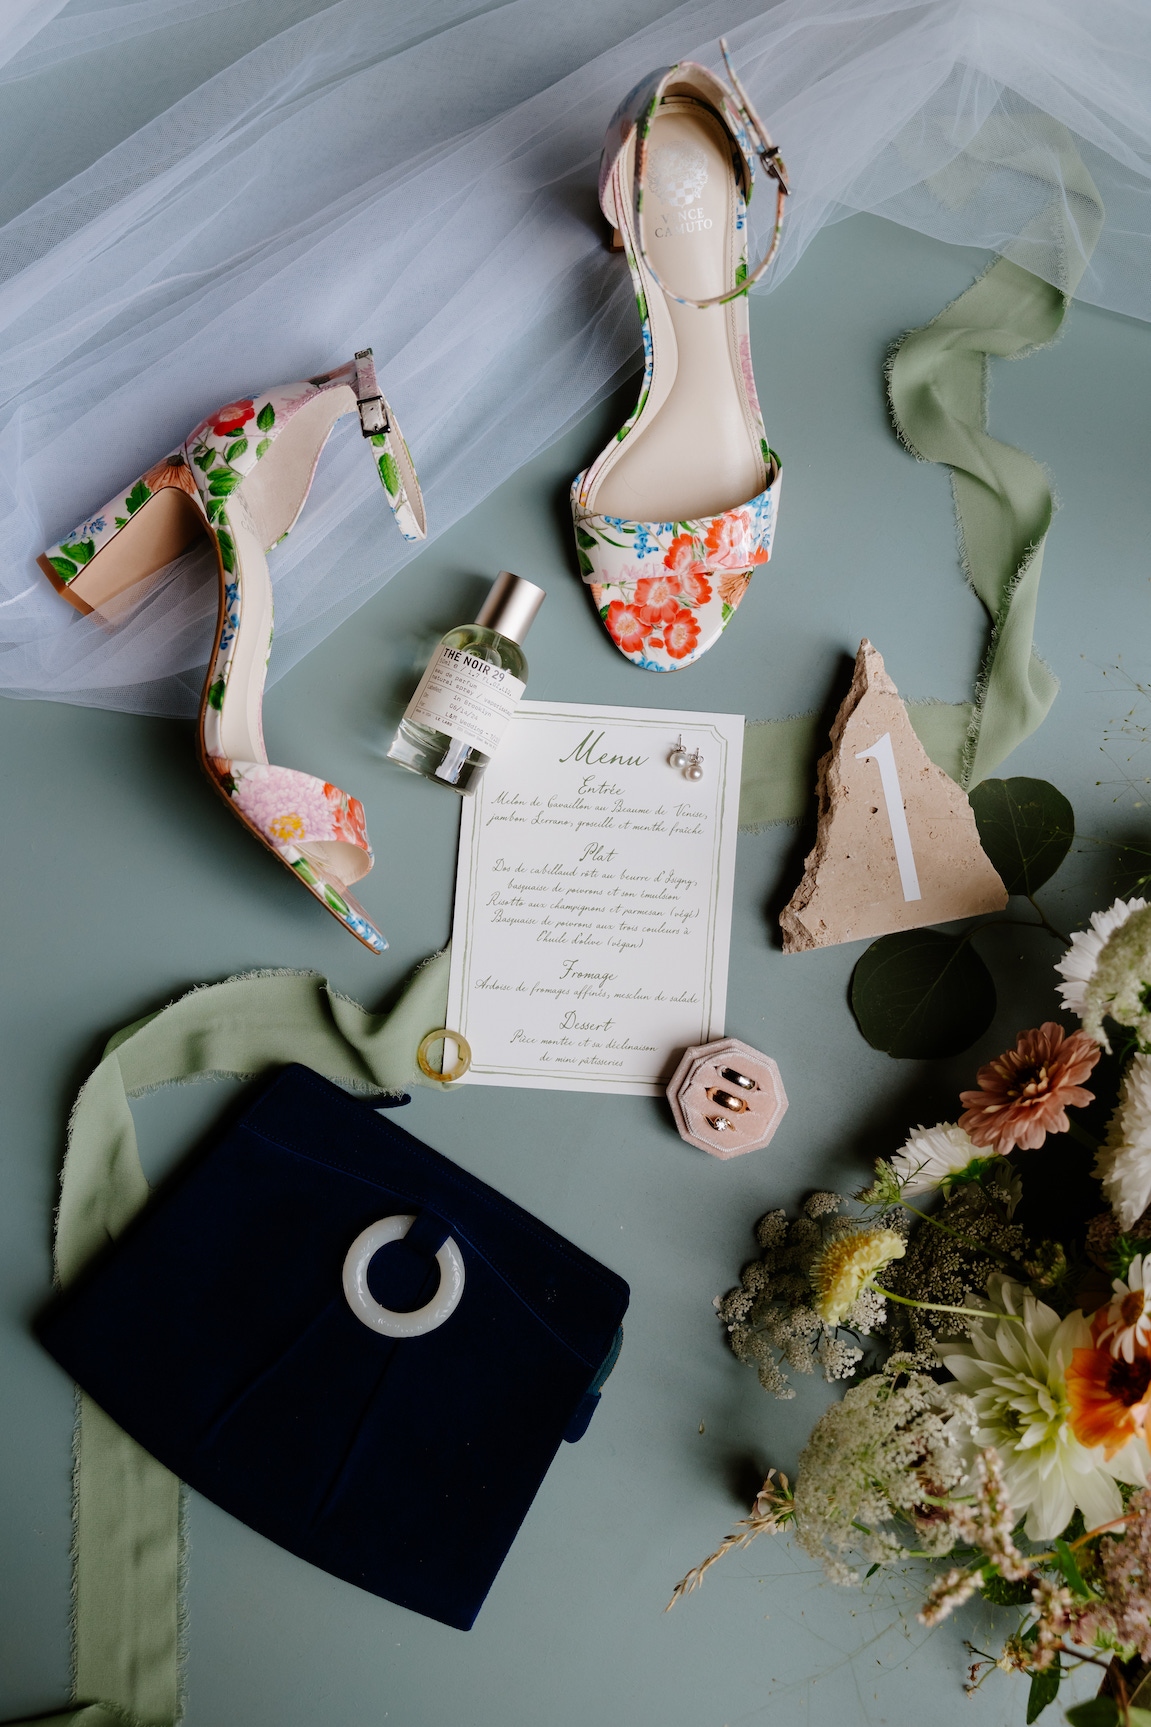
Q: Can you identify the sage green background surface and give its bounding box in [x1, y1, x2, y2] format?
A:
[3, 129, 1151, 1727]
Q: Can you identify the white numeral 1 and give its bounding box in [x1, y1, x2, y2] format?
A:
[854, 731, 921, 902]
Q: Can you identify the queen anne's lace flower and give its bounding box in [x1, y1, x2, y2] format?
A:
[891, 1122, 986, 1195]
[938, 1279, 1149, 1539]
[1056, 897, 1151, 1048]
[1096, 1052, 1151, 1230]
[795, 1373, 970, 1582]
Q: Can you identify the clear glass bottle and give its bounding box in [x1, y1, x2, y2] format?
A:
[387, 570, 545, 795]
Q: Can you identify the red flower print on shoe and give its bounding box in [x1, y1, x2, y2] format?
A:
[664, 608, 701, 661]
[604, 599, 648, 656]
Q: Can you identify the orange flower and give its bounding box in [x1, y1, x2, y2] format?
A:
[703, 509, 771, 572]
[142, 451, 198, 496]
[663, 534, 707, 581]
[717, 570, 752, 608]
[958, 1022, 1100, 1154]
[663, 607, 701, 661]
[634, 572, 682, 614]
[604, 600, 647, 656]
[1067, 1332, 1151, 1458]
[637, 597, 679, 629]
[678, 569, 712, 606]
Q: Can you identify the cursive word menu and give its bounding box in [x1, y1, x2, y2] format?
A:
[445, 701, 744, 1094]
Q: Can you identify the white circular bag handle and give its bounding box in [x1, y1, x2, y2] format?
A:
[342, 1214, 465, 1338]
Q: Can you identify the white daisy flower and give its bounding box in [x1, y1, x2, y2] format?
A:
[1097, 1051, 1151, 1230]
[891, 1122, 986, 1196]
[1096, 1253, 1151, 1362]
[938, 1278, 1148, 1541]
[1056, 896, 1151, 1048]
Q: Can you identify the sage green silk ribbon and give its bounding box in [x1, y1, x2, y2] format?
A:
[887, 255, 1067, 788]
[736, 244, 1072, 832]
[15, 957, 451, 1727]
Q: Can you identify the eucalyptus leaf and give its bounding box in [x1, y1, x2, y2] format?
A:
[1065, 1703, 1122, 1727]
[851, 929, 997, 1059]
[968, 777, 1074, 894]
[1026, 1660, 1061, 1722]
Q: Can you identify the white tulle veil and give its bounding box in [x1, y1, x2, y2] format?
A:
[1, 0, 1148, 714]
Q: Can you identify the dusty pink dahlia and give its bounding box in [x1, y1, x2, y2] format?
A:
[958, 1021, 1100, 1155]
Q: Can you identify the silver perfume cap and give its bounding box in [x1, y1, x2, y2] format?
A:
[474, 570, 545, 646]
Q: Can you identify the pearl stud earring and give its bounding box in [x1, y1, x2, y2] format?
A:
[668, 733, 688, 770]
[685, 749, 704, 782]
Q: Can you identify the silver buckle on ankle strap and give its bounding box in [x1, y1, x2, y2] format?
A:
[354, 347, 391, 438]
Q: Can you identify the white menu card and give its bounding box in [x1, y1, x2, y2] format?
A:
[445, 701, 744, 1095]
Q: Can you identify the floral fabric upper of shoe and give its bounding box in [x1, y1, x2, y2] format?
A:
[572, 477, 780, 672]
[572, 57, 785, 672]
[207, 757, 385, 953]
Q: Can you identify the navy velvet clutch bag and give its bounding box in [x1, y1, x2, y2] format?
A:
[37, 1064, 629, 1631]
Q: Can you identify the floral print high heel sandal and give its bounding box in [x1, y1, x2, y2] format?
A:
[39, 351, 425, 953]
[571, 42, 789, 672]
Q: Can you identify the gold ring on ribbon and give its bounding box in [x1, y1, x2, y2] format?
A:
[417, 1028, 472, 1085]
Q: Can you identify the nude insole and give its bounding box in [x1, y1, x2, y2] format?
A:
[591, 99, 765, 523]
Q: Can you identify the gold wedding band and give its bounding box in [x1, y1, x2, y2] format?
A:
[417, 1028, 472, 1085]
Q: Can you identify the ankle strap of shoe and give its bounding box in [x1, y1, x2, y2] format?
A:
[601, 45, 789, 311]
[354, 349, 427, 542]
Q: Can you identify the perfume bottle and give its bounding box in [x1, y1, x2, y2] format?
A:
[387, 570, 545, 794]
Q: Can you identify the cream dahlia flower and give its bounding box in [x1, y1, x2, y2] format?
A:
[1056, 896, 1151, 1049]
[938, 1278, 1149, 1540]
[1096, 1052, 1151, 1230]
[891, 1122, 987, 1196]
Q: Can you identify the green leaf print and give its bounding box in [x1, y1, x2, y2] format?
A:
[256, 402, 275, 432]
[224, 438, 248, 463]
[721, 602, 733, 623]
[322, 884, 350, 918]
[114, 516, 128, 529]
[195, 445, 216, 469]
[216, 529, 235, 573]
[256, 438, 271, 459]
[60, 539, 95, 566]
[636, 288, 649, 323]
[291, 857, 319, 887]
[735, 259, 748, 288]
[377, 451, 400, 496]
[599, 604, 610, 622]
[48, 556, 79, 582]
[205, 497, 226, 524]
[370, 432, 387, 448]
[577, 548, 595, 577]
[206, 678, 226, 710]
[208, 470, 243, 495]
[124, 480, 151, 515]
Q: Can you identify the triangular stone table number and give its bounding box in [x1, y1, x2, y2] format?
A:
[780, 640, 1007, 952]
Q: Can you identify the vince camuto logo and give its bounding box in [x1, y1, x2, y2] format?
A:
[647, 142, 712, 237]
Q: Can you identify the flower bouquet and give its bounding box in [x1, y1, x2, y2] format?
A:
[671, 893, 1151, 1727]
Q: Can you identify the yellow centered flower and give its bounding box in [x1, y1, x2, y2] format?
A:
[811, 1228, 906, 1326]
[270, 811, 307, 841]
